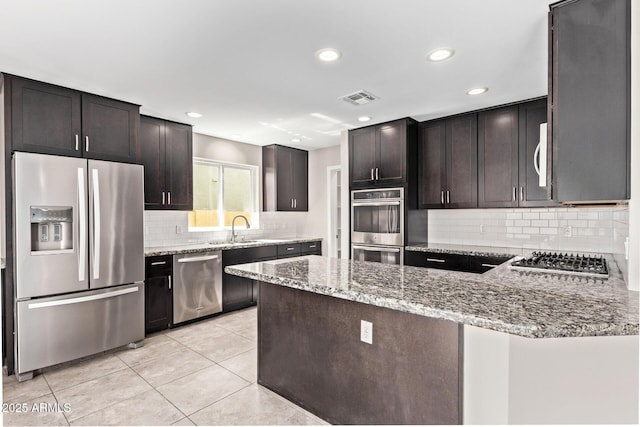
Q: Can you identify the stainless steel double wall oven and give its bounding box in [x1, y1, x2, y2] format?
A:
[351, 187, 404, 265]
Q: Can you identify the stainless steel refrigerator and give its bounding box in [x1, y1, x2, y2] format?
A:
[13, 152, 145, 380]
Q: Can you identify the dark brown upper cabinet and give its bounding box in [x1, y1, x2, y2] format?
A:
[518, 98, 556, 207]
[7, 74, 140, 163]
[418, 113, 478, 209]
[478, 99, 555, 208]
[263, 144, 308, 212]
[549, 0, 630, 203]
[349, 118, 417, 189]
[139, 115, 193, 210]
[80, 93, 140, 163]
[478, 106, 520, 208]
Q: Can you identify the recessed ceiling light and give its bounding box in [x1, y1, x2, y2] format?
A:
[186, 112, 202, 118]
[466, 87, 488, 96]
[316, 48, 341, 62]
[426, 48, 455, 62]
[358, 116, 372, 122]
[291, 138, 301, 143]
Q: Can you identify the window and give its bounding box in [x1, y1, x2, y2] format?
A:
[188, 158, 259, 230]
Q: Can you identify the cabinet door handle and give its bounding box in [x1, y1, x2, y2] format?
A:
[520, 186, 524, 201]
[375, 167, 379, 181]
[426, 258, 446, 263]
[446, 190, 450, 204]
[294, 199, 297, 209]
[481, 263, 500, 268]
[370, 168, 374, 180]
[309, 244, 316, 248]
[162, 192, 165, 205]
[168, 276, 172, 290]
[291, 199, 294, 208]
[75, 134, 79, 151]
[513, 187, 517, 201]
[151, 261, 167, 266]
[286, 247, 295, 251]
[167, 192, 171, 205]
[85, 136, 89, 152]
[441, 190, 444, 205]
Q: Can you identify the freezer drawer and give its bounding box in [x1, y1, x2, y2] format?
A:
[16, 283, 144, 375]
[173, 251, 222, 324]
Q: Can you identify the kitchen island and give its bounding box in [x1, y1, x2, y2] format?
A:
[226, 255, 639, 424]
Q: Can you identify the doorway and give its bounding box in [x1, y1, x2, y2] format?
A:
[326, 166, 342, 258]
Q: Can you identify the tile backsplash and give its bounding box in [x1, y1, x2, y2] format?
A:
[427, 206, 629, 255]
[144, 211, 299, 247]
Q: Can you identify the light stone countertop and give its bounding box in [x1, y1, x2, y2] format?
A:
[405, 243, 523, 257]
[145, 237, 322, 257]
[225, 255, 638, 339]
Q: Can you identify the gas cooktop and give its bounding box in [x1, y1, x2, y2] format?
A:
[510, 251, 608, 277]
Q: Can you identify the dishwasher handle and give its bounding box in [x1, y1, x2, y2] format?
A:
[177, 254, 219, 263]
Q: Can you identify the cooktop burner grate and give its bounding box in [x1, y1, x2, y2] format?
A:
[510, 252, 608, 276]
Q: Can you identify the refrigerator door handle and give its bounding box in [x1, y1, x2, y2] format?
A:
[92, 169, 101, 280]
[27, 286, 140, 309]
[77, 168, 86, 282]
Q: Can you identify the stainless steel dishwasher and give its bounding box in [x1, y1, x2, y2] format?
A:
[172, 251, 222, 324]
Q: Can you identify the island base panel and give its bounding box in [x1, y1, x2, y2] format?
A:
[258, 281, 462, 425]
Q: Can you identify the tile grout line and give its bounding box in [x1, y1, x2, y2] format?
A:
[41, 373, 71, 426]
[185, 382, 256, 419]
[58, 366, 154, 424]
[45, 363, 130, 394]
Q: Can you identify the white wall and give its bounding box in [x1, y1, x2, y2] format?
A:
[145, 133, 341, 251]
[629, 1, 639, 290]
[464, 325, 639, 425]
[296, 145, 340, 247]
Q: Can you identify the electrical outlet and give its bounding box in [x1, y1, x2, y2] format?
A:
[360, 320, 373, 344]
[564, 226, 572, 237]
[480, 224, 485, 233]
[176, 225, 183, 234]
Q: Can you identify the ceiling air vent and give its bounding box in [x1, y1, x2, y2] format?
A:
[339, 90, 379, 106]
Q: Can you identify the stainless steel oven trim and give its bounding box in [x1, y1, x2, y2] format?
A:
[351, 187, 405, 247]
[351, 244, 404, 265]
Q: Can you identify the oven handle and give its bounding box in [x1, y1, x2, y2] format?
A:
[352, 245, 401, 253]
[352, 201, 401, 207]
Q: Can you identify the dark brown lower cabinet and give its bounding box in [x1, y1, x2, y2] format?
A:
[144, 256, 173, 334]
[405, 251, 469, 271]
[405, 251, 512, 274]
[258, 281, 462, 425]
[222, 241, 322, 312]
[223, 246, 278, 312]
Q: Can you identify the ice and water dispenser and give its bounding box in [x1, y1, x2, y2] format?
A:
[30, 207, 73, 252]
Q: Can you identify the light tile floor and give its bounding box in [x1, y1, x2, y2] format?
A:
[2, 307, 328, 426]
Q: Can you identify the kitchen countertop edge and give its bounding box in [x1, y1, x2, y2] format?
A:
[225, 256, 639, 339]
[145, 237, 323, 257]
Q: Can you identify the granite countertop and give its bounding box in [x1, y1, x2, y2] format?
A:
[225, 255, 639, 339]
[405, 243, 523, 257]
[145, 237, 322, 257]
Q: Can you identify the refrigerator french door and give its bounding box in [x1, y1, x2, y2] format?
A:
[13, 152, 144, 379]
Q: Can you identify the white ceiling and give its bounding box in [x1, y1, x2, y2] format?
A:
[0, 0, 553, 150]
